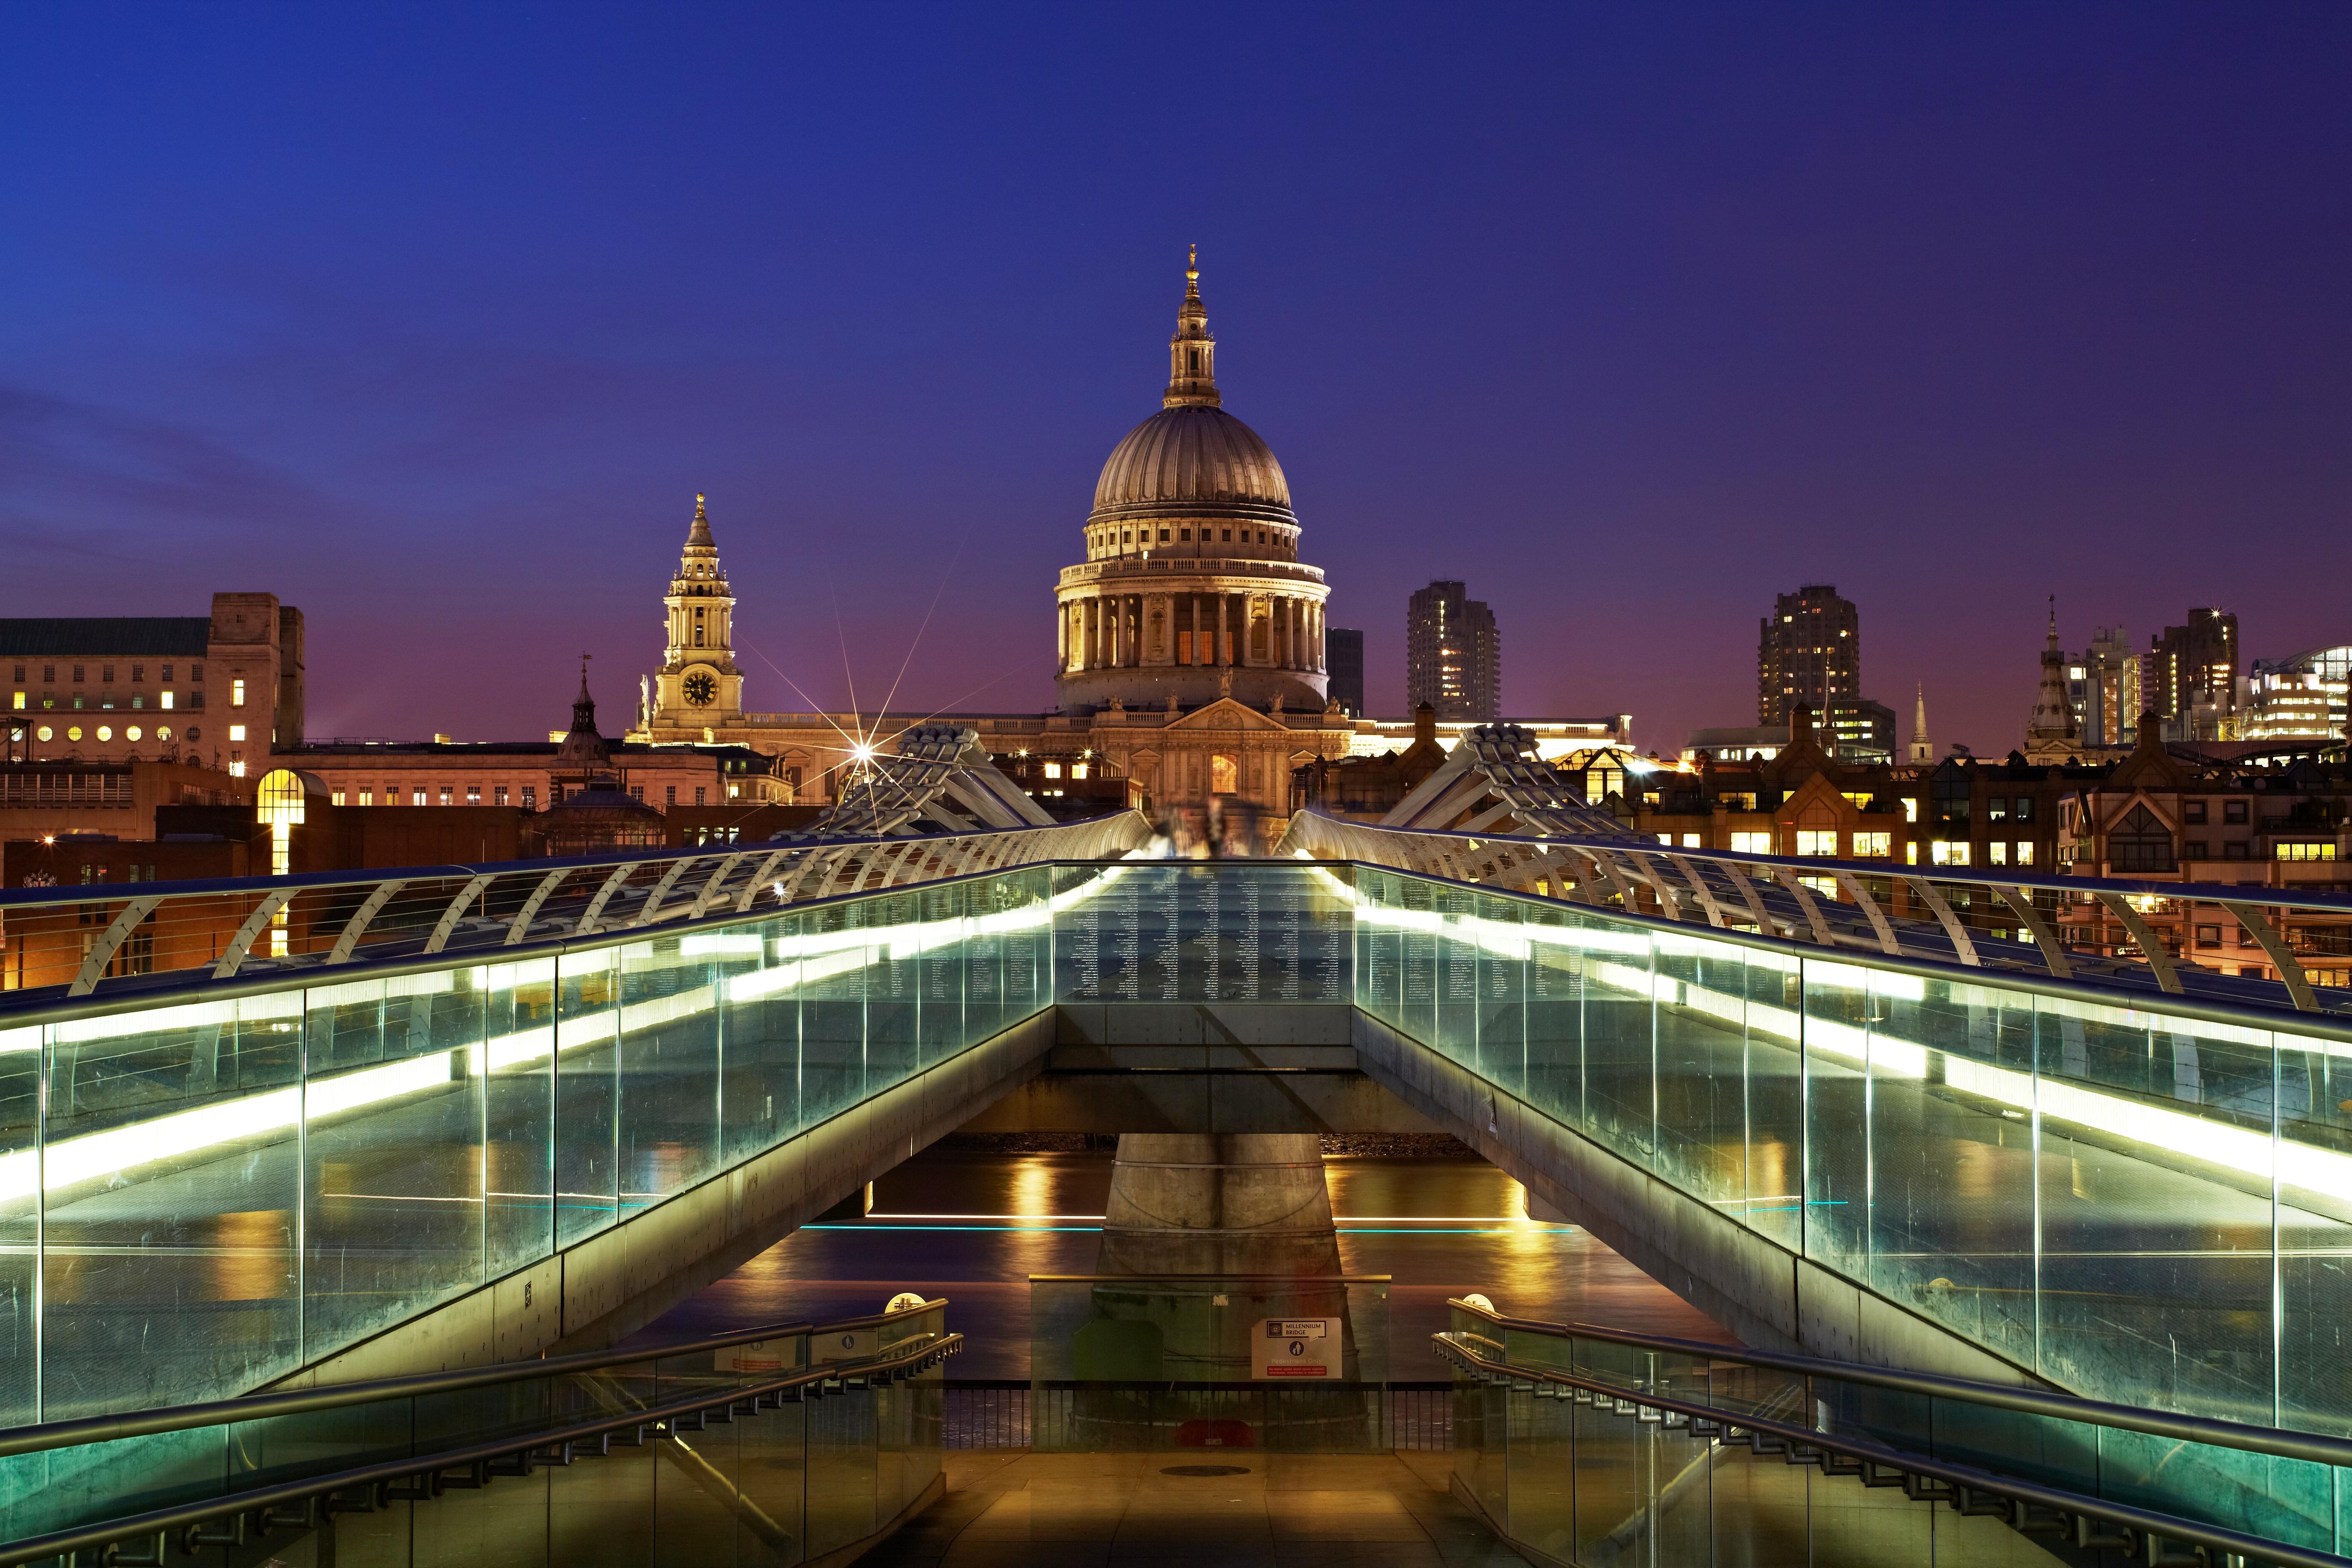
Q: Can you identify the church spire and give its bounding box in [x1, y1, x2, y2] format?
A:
[2026, 595, 2081, 757]
[1164, 244, 1220, 409]
[1909, 682, 1934, 764]
[688, 491, 714, 549]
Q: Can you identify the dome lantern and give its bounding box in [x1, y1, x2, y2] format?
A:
[1164, 245, 1219, 410]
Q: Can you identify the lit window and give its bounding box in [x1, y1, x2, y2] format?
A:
[1853, 831, 1890, 858]
[156, 726, 171, 741]
[466, 785, 481, 805]
[36, 726, 51, 742]
[359, 789, 373, 806]
[1043, 762, 1062, 779]
[1795, 830, 1838, 857]
[331, 792, 346, 806]
[412, 789, 426, 806]
[1730, 831, 1772, 854]
[2014, 842, 2033, 865]
[2277, 843, 2338, 861]
[1901, 799, 1918, 822]
[1930, 842, 1971, 866]
[229, 761, 246, 779]
[95, 725, 111, 742]
[439, 787, 453, 806]
[1211, 754, 1238, 795]
[231, 678, 245, 707]
[1681, 833, 1701, 848]
[1071, 763, 1088, 780]
[522, 787, 536, 808]
[1988, 841, 2008, 865]
[228, 724, 246, 742]
[495, 786, 508, 806]
[1656, 833, 1674, 846]
[126, 726, 141, 742]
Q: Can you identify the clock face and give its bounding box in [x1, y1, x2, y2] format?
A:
[683, 671, 718, 707]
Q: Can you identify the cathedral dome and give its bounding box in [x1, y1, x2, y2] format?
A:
[1091, 405, 1292, 516]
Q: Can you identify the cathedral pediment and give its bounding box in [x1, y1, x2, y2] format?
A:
[1158, 698, 1295, 732]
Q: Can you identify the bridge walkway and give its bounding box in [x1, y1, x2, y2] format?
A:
[864, 1450, 1523, 1568]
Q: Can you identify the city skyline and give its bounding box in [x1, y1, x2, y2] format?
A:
[5, 7, 2350, 758]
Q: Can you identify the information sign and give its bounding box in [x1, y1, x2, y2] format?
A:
[1252, 1317, 1340, 1379]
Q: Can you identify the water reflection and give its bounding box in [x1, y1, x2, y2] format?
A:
[641, 1150, 1731, 1375]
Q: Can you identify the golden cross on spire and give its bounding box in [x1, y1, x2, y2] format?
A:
[1187, 242, 1197, 281]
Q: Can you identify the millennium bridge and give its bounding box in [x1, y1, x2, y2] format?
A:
[0, 727, 2348, 1567]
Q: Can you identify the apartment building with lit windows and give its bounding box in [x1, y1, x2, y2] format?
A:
[1404, 580, 1500, 722]
[2, 594, 302, 779]
[1757, 584, 1859, 725]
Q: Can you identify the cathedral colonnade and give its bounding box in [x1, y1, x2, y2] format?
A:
[1060, 590, 1326, 673]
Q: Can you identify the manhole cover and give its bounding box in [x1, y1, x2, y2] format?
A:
[1161, 1464, 1251, 1477]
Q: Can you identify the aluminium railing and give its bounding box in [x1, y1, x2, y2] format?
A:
[1437, 1295, 2352, 1568]
[0, 810, 1150, 1009]
[1282, 807, 2352, 1016]
[0, 1297, 959, 1567]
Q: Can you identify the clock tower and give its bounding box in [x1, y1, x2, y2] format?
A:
[651, 493, 744, 725]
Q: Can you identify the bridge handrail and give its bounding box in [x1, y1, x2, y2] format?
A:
[1284, 807, 2352, 1018]
[0, 809, 1150, 1011]
[1444, 1297, 2352, 1470]
[1433, 1325, 2352, 1568]
[0, 1295, 947, 1461]
[0, 1328, 965, 1568]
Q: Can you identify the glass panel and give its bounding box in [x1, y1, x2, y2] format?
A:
[865, 891, 921, 1093]
[917, 881, 965, 1066]
[616, 936, 720, 1217]
[2277, 1027, 2352, 1439]
[1867, 975, 2036, 1369]
[1475, 892, 1525, 1093]
[303, 969, 487, 1360]
[0, 1024, 39, 1428]
[720, 917, 799, 1162]
[1434, 881, 1480, 1065]
[483, 957, 555, 1276]
[2034, 996, 2275, 1418]
[1800, 961, 1873, 1277]
[799, 898, 869, 1131]
[44, 992, 302, 1418]
[1651, 931, 1746, 1212]
[1580, 926, 1653, 1162]
[1741, 947, 1804, 1250]
[554, 948, 621, 1248]
[1522, 901, 1582, 1132]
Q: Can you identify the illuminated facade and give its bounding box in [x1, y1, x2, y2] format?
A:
[1757, 584, 1858, 726]
[647, 493, 745, 729]
[1404, 581, 1499, 722]
[2, 594, 303, 781]
[2147, 607, 2239, 742]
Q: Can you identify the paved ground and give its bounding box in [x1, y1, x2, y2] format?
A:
[861, 1451, 1528, 1568]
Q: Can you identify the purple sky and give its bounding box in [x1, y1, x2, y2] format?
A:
[5, 6, 2349, 757]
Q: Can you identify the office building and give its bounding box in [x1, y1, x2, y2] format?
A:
[1325, 627, 1364, 718]
[1757, 585, 1859, 725]
[3, 595, 304, 780]
[1824, 698, 1896, 765]
[2147, 609, 2239, 742]
[1405, 580, 1500, 722]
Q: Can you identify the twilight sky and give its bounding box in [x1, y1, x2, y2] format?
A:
[4, 5, 2349, 757]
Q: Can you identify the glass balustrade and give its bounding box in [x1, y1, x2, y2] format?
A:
[1353, 866, 2352, 1438]
[0, 866, 1053, 1425]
